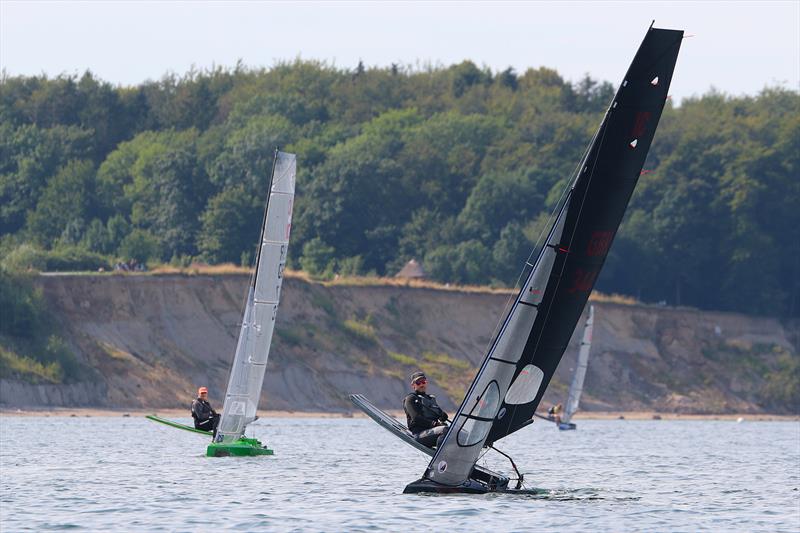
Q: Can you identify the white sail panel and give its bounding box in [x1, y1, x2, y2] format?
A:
[427, 198, 571, 486]
[492, 305, 536, 363]
[263, 194, 294, 243]
[216, 152, 296, 443]
[562, 306, 594, 424]
[255, 243, 288, 304]
[504, 364, 544, 405]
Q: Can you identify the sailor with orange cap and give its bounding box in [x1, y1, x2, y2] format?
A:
[191, 386, 220, 436]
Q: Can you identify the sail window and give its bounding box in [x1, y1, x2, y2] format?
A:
[457, 381, 500, 447]
[504, 365, 545, 405]
[650, 76, 659, 86]
[629, 139, 638, 148]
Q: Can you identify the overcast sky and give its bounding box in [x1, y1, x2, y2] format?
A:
[1, 1, 798, 102]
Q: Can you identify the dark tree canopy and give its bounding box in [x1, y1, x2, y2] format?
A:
[0, 64, 797, 316]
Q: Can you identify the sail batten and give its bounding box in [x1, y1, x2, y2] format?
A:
[422, 25, 683, 488]
[215, 151, 296, 443]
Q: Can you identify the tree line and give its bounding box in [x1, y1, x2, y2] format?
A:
[0, 61, 798, 316]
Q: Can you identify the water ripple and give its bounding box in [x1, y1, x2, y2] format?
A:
[1, 418, 798, 531]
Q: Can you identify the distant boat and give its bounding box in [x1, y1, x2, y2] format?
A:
[352, 23, 683, 494]
[148, 150, 296, 457]
[537, 305, 594, 430]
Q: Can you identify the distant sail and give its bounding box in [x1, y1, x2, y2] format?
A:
[215, 151, 296, 443]
[561, 305, 594, 425]
[420, 25, 683, 489]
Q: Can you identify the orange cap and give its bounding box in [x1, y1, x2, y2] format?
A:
[198, 386, 208, 394]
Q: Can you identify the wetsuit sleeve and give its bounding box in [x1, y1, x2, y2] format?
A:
[404, 395, 435, 431]
[431, 397, 448, 422]
[192, 399, 212, 420]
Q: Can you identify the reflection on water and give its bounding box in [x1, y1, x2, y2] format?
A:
[1, 417, 798, 531]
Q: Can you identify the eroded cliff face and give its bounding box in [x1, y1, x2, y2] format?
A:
[1, 273, 796, 413]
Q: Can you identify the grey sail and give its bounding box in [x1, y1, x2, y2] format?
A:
[215, 151, 296, 443]
[562, 305, 594, 425]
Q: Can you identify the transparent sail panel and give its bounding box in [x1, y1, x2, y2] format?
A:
[504, 364, 544, 405]
[457, 382, 500, 446]
[216, 151, 296, 443]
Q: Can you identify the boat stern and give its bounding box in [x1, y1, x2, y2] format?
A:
[206, 437, 274, 457]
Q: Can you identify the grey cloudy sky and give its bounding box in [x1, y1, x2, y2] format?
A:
[1, 1, 798, 102]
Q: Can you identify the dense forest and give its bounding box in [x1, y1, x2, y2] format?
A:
[1, 62, 798, 316]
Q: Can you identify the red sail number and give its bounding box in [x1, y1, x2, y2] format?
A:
[586, 230, 614, 257]
[566, 268, 598, 294]
[631, 111, 652, 137]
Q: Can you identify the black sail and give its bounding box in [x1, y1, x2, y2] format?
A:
[422, 25, 683, 488]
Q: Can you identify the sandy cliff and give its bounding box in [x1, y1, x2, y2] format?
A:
[1, 273, 796, 413]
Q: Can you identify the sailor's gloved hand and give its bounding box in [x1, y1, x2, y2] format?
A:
[441, 413, 449, 422]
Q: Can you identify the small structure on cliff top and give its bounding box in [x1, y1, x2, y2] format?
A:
[395, 259, 426, 279]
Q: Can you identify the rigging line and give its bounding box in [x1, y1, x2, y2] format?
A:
[488, 444, 524, 490]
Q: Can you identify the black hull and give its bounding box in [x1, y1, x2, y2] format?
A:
[403, 477, 546, 495]
[404, 477, 493, 494]
[405, 466, 512, 494]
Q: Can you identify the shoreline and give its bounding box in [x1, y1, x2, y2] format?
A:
[1, 407, 797, 421]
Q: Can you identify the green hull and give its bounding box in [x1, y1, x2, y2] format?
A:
[206, 437, 274, 457]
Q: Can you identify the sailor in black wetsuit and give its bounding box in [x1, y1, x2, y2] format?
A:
[403, 371, 449, 448]
[191, 386, 220, 436]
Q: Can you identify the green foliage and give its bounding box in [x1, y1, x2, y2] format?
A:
[41, 246, 109, 271]
[0, 269, 43, 337]
[1, 243, 48, 272]
[762, 352, 800, 412]
[25, 159, 97, 246]
[387, 351, 417, 366]
[341, 318, 379, 346]
[1, 244, 109, 272]
[0, 66, 797, 316]
[300, 237, 336, 277]
[198, 186, 261, 263]
[424, 240, 492, 285]
[0, 268, 84, 382]
[0, 346, 63, 383]
[422, 351, 472, 370]
[118, 229, 161, 263]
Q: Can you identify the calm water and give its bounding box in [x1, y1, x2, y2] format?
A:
[1, 416, 798, 531]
